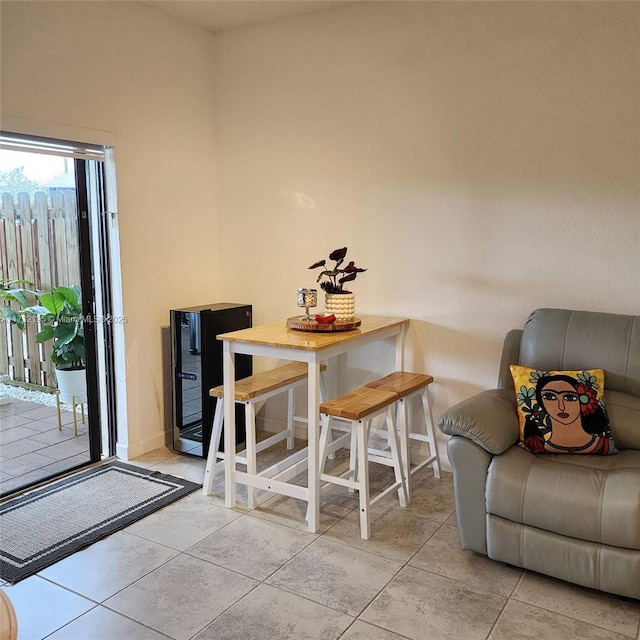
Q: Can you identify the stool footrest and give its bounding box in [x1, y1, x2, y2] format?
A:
[409, 454, 438, 476]
[369, 479, 405, 506]
[204, 362, 324, 499]
[320, 472, 356, 490]
[368, 452, 394, 466]
[234, 470, 308, 501]
[212, 429, 289, 464]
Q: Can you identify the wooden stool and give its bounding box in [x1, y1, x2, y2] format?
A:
[365, 372, 440, 500]
[319, 386, 409, 539]
[0, 589, 17, 640]
[203, 362, 325, 507]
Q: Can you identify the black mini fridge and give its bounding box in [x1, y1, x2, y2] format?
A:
[170, 303, 252, 458]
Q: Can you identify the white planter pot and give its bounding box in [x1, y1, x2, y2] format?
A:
[324, 292, 356, 320]
[56, 368, 87, 404]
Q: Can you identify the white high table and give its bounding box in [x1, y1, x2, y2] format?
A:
[217, 315, 409, 533]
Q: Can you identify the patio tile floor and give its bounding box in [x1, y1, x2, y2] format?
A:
[0, 397, 90, 496]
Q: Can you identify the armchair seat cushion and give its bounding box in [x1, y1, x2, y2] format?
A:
[486, 446, 640, 550]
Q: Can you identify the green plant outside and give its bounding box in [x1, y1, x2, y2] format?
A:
[0, 279, 36, 329]
[1, 281, 85, 369]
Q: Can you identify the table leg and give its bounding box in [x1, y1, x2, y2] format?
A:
[223, 343, 236, 508]
[307, 359, 321, 533]
[395, 323, 406, 371]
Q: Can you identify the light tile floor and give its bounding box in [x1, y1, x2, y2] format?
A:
[2, 444, 639, 640]
[0, 398, 90, 496]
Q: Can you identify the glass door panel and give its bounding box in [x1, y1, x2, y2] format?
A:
[0, 147, 106, 495]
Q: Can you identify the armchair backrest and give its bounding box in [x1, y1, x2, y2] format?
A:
[518, 308, 640, 396]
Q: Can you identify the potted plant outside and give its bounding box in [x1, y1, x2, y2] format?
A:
[1, 283, 86, 403]
[308, 247, 367, 320]
[0, 279, 34, 329]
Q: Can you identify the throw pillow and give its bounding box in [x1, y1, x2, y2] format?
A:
[510, 365, 617, 455]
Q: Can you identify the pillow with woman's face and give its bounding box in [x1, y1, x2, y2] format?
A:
[510, 366, 617, 455]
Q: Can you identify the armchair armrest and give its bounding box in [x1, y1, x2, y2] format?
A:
[438, 388, 519, 455]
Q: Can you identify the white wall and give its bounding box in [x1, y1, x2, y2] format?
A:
[1, 1, 220, 457]
[2, 1, 638, 463]
[211, 1, 640, 450]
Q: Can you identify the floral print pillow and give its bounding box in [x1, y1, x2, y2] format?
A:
[510, 365, 617, 455]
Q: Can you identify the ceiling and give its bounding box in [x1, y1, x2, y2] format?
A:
[141, 1, 354, 34]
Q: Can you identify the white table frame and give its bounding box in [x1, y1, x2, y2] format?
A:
[220, 315, 408, 533]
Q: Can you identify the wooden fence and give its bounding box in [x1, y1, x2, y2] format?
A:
[0, 190, 81, 387]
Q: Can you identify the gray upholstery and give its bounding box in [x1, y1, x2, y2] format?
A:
[517, 308, 640, 396]
[439, 308, 640, 600]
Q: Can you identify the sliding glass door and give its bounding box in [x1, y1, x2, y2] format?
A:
[0, 136, 117, 496]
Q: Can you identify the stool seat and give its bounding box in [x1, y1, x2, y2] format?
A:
[210, 362, 321, 401]
[364, 371, 433, 397]
[320, 387, 398, 421]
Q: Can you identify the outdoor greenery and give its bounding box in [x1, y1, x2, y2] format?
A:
[0, 279, 34, 329]
[1, 281, 85, 369]
[0, 167, 39, 197]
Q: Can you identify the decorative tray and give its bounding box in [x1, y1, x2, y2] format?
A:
[286, 317, 361, 332]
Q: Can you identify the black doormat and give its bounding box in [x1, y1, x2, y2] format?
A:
[0, 461, 201, 584]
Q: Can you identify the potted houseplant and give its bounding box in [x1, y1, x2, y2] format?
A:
[1, 283, 86, 402]
[308, 247, 367, 320]
[0, 279, 34, 329]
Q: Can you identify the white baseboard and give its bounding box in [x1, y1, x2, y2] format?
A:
[116, 431, 167, 461]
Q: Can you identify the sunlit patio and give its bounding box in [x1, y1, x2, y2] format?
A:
[0, 392, 90, 496]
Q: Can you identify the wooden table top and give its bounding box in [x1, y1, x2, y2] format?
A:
[217, 315, 408, 352]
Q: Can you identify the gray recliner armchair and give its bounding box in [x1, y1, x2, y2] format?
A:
[438, 308, 640, 600]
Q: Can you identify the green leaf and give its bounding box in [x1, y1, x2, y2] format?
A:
[36, 324, 54, 343]
[0, 288, 36, 307]
[39, 291, 66, 316]
[1, 307, 25, 330]
[54, 286, 83, 314]
[22, 304, 50, 317]
[54, 320, 79, 347]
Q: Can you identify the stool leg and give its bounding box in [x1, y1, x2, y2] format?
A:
[348, 423, 358, 491]
[245, 401, 258, 509]
[203, 398, 224, 496]
[357, 419, 371, 540]
[318, 415, 332, 474]
[421, 387, 441, 479]
[318, 373, 335, 461]
[286, 388, 295, 450]
[396, 398, 412, 502]
[306, 414, 332, 524]
[386, 405, 408, 508]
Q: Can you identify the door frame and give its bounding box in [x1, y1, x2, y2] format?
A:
[0, 117, 125, 485]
